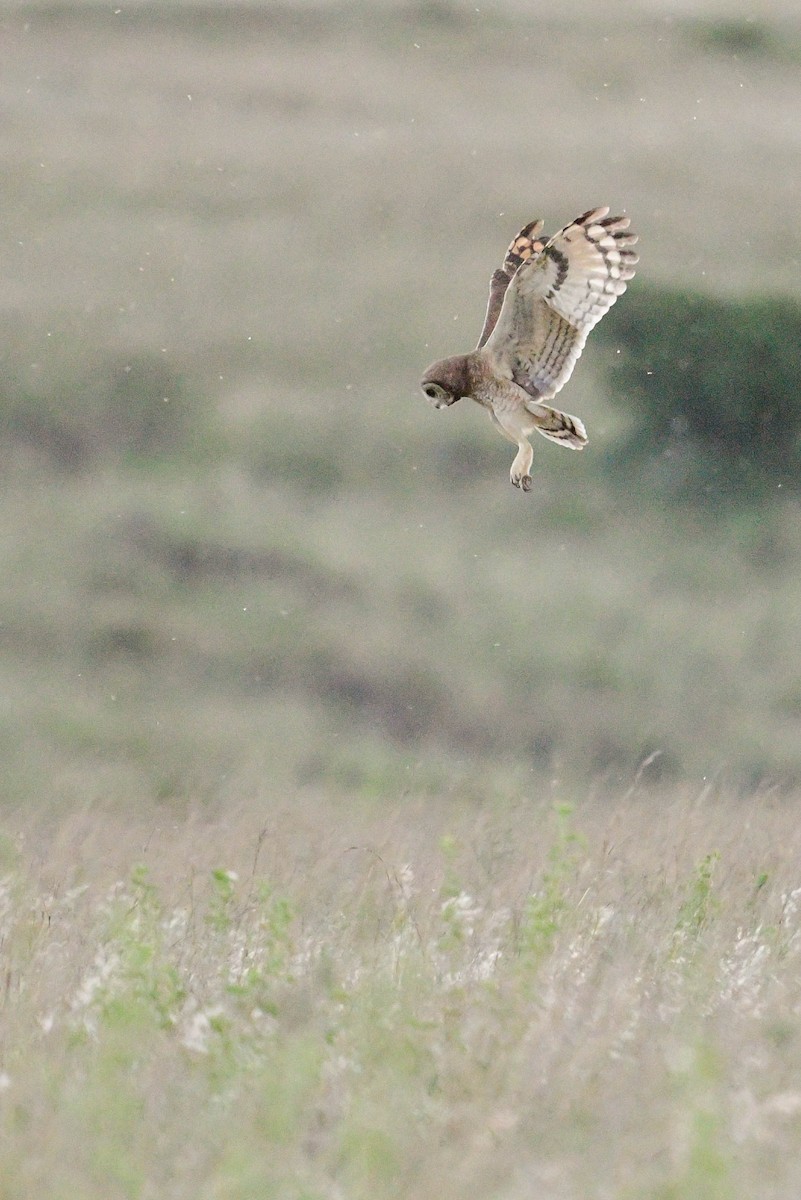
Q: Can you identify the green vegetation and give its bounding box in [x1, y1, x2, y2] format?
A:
[688, 17, 800, 64]
[516, 803, 584, 970]
[1, 791, 800, 1198]
[602, 286, 801, 500]
[676, 851, 721, 938]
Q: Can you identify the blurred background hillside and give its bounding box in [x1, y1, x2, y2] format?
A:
[2, 0, 801, 810]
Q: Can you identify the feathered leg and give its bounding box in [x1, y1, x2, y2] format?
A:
[509, 440, 534, 491]
[527, 404, 588, 449]
[491, 412, 534, 490]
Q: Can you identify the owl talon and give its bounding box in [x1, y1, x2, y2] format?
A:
[511, 473, 532, 492]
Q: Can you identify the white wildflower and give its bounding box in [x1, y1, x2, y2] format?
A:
[226, 929, 249, 984]
[178, 1004, 226, 1054]
[733, 1088, 801, 1145]
[249, 1007, 277, 1036]
[718, 928, 770, 1015]
[764, 1090, 801, 1118]
[62, 883, 90, 904]
[0, 876, 14, 940]
[593, 904, 616, 932]
[396, 863, 416, 896]
[441, 891, 482, 935]
[162, 907, 190, 937]
[780, 886, 801, 923]
[469, 946, 503, 981]
[70, 945, 122, 1033]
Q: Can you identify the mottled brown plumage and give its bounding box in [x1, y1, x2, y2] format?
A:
[421, 206, 638, 491]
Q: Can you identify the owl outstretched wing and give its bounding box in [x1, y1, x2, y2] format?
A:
[475, 218, 547, 349]
[482, 207, 638, 401]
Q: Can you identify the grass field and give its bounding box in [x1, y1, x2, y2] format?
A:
[3, 0, 801, 1193]
[5, 787, 801, 1198]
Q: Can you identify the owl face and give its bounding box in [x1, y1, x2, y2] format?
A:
[421, 380, 455, 409]
[420, 355, 471, 409]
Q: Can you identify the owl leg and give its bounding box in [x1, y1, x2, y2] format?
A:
[490, 412, 534, 491]
[509, 440, 534, 491]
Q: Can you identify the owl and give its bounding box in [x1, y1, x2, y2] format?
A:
[421, 207, 638, 491]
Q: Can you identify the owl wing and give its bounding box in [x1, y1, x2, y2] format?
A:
[475, 218, 547, 349]
[482, 207, 638, 400]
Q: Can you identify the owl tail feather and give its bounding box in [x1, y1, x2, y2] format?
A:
[528, 403, 588, 450]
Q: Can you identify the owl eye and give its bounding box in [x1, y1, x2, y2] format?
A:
[424, 385, 439, 399]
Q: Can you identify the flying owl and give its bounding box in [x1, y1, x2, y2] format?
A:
[420, 207, 638, 491]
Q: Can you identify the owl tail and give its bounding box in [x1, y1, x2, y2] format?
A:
[528, 403, 588, 450]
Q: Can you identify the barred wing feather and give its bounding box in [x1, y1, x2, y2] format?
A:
[483, 207, 638, 401]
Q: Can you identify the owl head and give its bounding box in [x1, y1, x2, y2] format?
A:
[420, 355, 472, 409]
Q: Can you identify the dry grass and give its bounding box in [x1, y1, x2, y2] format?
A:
[3, 787, 801, 1198]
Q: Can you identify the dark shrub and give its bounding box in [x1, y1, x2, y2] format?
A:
[600, 285, 801, 500]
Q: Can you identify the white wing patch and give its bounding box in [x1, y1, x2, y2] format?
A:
[542, 208, 638, 333]
[483, 206, 639, 401]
